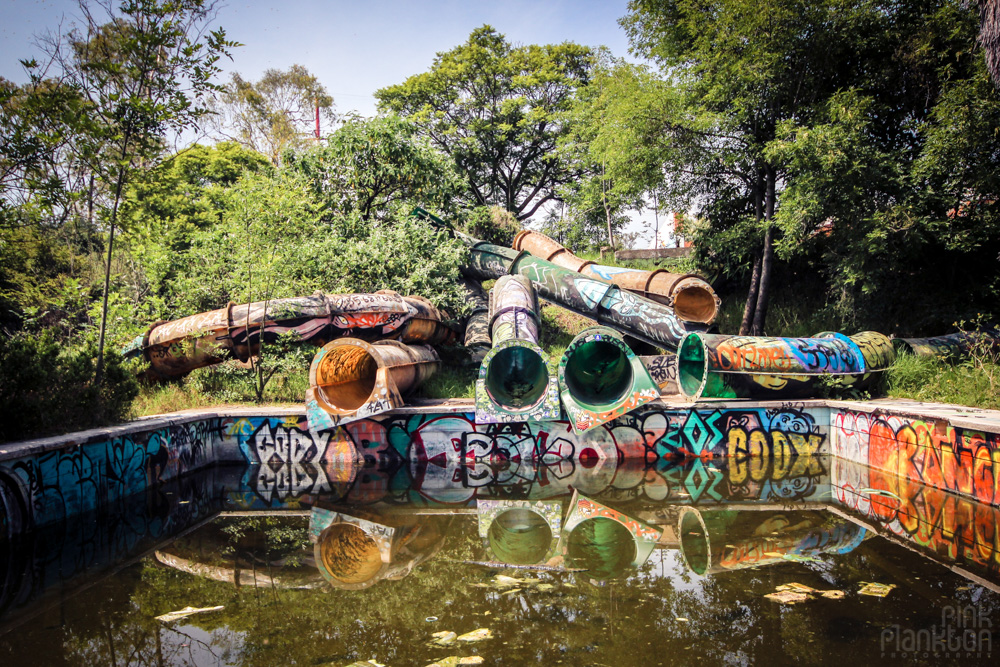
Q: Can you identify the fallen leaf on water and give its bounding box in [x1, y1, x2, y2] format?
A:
[782, 554, 821, 563]
[155, 605, 224, 623]
[430, 631, 457, 647]
[858, 582, 896, 598]
[425, 658, 485, 667]
[765, 591, 810, 604]
[536, 584, 555, 593]
[676, 617, 689, 622]
[457, 628, 493, 643]
[820, 590, 846, 600]
[493, 575, 520, 588]
[776, 583, 816, 593]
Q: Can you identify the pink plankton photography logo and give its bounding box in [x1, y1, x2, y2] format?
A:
[881, 604, 993, 659]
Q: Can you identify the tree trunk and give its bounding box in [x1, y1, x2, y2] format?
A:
[751, 169, 777, 335]
[739, 173, 765, 335]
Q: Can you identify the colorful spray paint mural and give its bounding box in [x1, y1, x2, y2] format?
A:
[832, 455, 1000, 585]
[832, 409, 1000, 508]
[677, 331, 896, 399]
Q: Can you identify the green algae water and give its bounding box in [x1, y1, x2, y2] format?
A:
[0, 458, 998, 666]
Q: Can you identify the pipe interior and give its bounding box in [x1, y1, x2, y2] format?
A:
[316, 345, 379, 412]
[677, 335, 707, 397]
[673, 286, 718, 324]
[564, 340, 633, 407]
[485, 346, 548, 409]
[318, 523, 382, 584]
[565, 517, 637, 579]
[679, 510, 709, 575]
[487, 508, 552, 565]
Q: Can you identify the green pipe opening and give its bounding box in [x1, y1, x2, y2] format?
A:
[565, 517, 637, 579]
[678, 509, 709, 576]
[677, 334, 707, 398]
[563, 340, 633, 408]
[485, 345, 548, 409]
[487, 508, 553, 565]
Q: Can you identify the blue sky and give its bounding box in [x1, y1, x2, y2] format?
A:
[1, 0, 667, 242]
[2, 0, 636, 117]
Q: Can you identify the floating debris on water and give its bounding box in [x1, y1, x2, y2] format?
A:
[457, 629, 493, 643]
[858, 582, 896, 598]
[155, 605, 224, 623]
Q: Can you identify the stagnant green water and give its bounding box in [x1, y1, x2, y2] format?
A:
[0, 459, 997, 666]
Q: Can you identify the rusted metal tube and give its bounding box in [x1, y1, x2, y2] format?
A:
[305, 338, 439, 430]
[558, 327, 661, 433]
[475, 275, 561, 423]
[123, 291, 455, 380]
[513, 229, 720, 324]
[676, 331, 896, 399]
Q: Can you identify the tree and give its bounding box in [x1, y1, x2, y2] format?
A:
[210, 64, 334, 164]
[36, 0, 237, 382]
[606, 0, 998, 334]
[376, 25, 592, 221]
[284, 114, 462, 221]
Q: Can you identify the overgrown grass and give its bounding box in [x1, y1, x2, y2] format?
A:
[132, 363, 311, 417]
[417, 363, 476, 399]
[886, 353, 1000, 410]
[712, 288, 843, 337]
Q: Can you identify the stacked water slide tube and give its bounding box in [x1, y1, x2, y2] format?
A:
[512, 229, 721, 325]
[893, 327, 1000, 358]
[474, 275, 561, 423]
[676, 330, 897, 399]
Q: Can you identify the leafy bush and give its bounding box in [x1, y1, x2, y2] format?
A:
[0, 331, 138, 442]
[461, 205, 521, 247]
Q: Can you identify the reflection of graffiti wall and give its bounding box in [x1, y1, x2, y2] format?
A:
[832, 409, 1000, 507]
[0, 419, 217, 535]
[832, 456, 1000, 585]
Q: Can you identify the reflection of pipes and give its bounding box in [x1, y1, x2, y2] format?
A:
[153, 550, 320, 589]
[477, 499, 562, 566]
[475, 275, 561, 423]
[893, 327, 1000, 359]
[122, 290, 456, 380]
[513, 229, 720, 324]
[559, 327, 660, 433]
[558, 490, 662, 580]
[677, 331, 896, 399]
[306, 338, 439, 430]
[309, 507, 449, 590]
[678, 508, 866, 576]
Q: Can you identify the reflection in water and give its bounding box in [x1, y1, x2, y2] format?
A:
[678, 509, 867, 575]
[2, 456, 1000, 666]
[309, 506, 451, 589]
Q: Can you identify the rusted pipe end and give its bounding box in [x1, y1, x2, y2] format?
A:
[315, 523, 384, 588]
[671, 276, 721, 324]
[310, 340, 382, 413]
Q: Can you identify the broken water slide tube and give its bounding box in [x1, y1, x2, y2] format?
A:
[305, 337, 440, 430]
[559, 327, 661, 433]
[475, 275, 561, 423]
[122, 291, 456, 380]
[513, 229, 720, 324]
[676, 331, 896, 399]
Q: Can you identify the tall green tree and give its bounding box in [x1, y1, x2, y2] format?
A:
[210, 64, 334, 164]
[375, 25, 592, 221]
[284, 114, 462, 221]
[36, 0, 237, 381]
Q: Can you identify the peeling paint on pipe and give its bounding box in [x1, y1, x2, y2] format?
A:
[677, 331, 895, 399]
[123, 291, 455, 380]
[459, 277, 491, 364]
[513, 229, 720, 324]
[475, 275, 561, 423]
[305, 338, 439, 430]
[558, 327, 660, 433]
